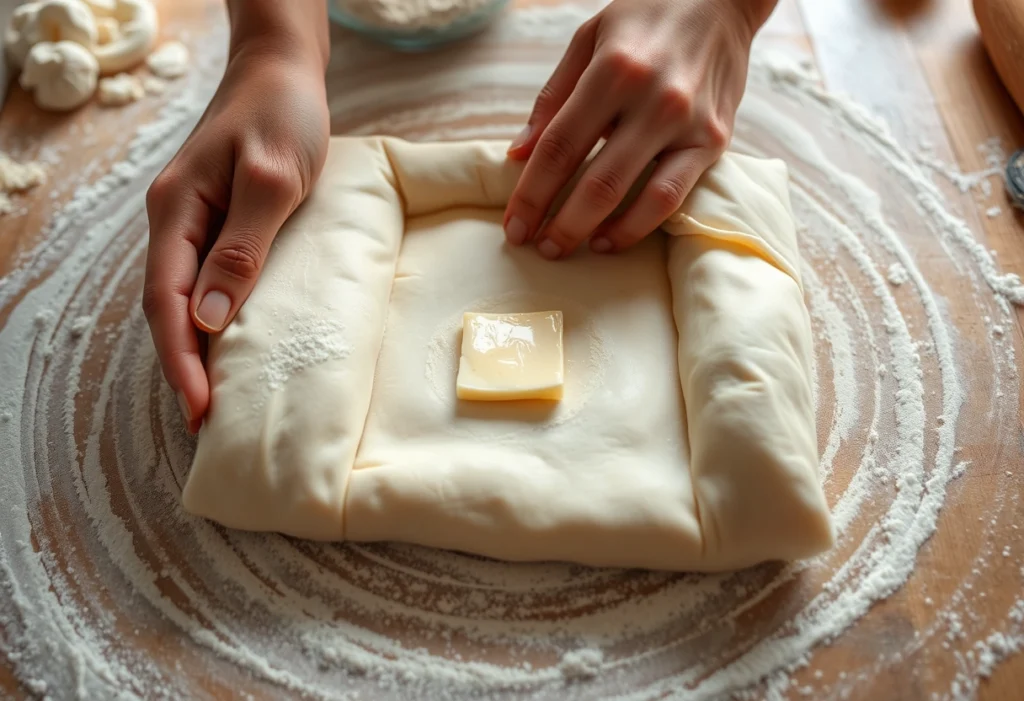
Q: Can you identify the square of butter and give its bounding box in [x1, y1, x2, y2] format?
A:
[456, 311, 564, 401]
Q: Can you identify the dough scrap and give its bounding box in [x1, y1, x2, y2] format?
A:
[183, 137, 834, 572]
[96, 71, 142, 105]
[145, 40, 188, 79]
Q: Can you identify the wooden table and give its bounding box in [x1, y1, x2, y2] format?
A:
[1, 0, 1022, 699]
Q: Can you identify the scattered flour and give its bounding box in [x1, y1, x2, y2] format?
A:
[558, 648, 604, 681]
[0, 4, 1021, 700]
[259, 319, 351, 392]
[918, 137, 1007, 197]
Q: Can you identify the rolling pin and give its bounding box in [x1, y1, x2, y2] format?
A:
[974, 0, 1024, 210]
[974, 0, 1024, 114]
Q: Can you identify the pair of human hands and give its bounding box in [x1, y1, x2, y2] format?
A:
[144, 0, 774, 432]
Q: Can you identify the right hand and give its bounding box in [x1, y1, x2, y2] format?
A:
[144, 28, 330, 433]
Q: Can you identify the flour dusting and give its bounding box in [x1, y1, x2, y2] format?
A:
[559, 648, 604, 681]
[0, 4, 1022, 700]
[260, 319, 351, 392]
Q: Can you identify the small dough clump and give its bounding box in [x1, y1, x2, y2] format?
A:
[0, 151, 46, 215]
[141, 74, 164, 94]
[5, 0, 170, 110]
[145, 40, 188, 79]
[5, 2, 44, 68]
[96, 71, 143, 105]
[20, 40, 98, 111]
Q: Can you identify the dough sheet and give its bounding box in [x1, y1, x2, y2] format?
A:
[182, 137, 833, 571]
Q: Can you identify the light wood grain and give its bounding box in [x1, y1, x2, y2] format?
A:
[1, 0, 1022, 699]
[973, 0, 1024, 115]
[793, 2, 1024, 699]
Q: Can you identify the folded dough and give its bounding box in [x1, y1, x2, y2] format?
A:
[182, 137, 834, 571]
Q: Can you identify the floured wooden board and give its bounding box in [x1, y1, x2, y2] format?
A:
[1, 1, 1022, 699]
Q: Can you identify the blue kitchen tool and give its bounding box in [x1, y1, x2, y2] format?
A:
[1007, 150, 1024, 210]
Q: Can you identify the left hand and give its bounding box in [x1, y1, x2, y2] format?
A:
[503, 0, 776, 258]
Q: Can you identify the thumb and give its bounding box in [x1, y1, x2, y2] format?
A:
[507, 20, 596, 160]
[190, 157, 301, 333]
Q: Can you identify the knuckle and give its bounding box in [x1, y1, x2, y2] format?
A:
[508, 191, 543, 219]
[534, 129, 578, 174]
[576, 16, 597, 38]
[146, 171, 176, 211]
[158, 347, 197, 387]
[581, 169, 625, 209]
[610, 228, 647, 248]
[162, 346, 196, 367]
[603, 220, 647, 248]
[239, 159, 300, 206]
[544, 222, 580, 248]
[141, 283, 163, 321]
[651, 177, 688, 213]
[602, 47, 655, 84]
[532, 83, 561, 117]
[704, 118, 730, 150]
[209, 232, 265, 281]
[656, 85, 693, 121]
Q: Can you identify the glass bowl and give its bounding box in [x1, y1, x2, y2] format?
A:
[328, 0, 512, 51]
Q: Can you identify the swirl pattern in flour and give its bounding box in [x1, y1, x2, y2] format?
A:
[1, 5, 1022, 700]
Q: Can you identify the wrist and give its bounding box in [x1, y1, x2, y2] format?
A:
[226, 0, 330, 72]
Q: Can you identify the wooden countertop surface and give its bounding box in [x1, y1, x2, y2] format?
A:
[1, 0, 1022, 698]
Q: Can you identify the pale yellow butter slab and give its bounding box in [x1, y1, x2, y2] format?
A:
[456, 311, 564, 401]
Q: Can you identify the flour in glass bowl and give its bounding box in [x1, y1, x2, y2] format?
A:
[1, 3, 1023, 700]
[331, 0, 500, 32]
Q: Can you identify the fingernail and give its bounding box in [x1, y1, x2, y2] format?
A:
[505, 216, 528, 245]
[177, 391, 192, 422]
[195, 290, 231, 332]
[590, 237, 612, 253]
[509, 124, 532, 152]
[538, 239, 561, 260]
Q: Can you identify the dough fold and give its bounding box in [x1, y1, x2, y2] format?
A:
[182, 137, 833, 570]
[183, 140, 403, 539]
[666, 157, 833, 565]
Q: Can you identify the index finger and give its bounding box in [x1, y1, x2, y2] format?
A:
[143, 174, 210, 433]
[504, 68, 619, 254]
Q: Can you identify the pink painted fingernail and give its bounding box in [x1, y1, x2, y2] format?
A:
[505, 216, 528, 245]
[177, 391, 192, 422]
[195, 290, 231, 332]
[538, 239, 561, 260]
[509, 124, 532, 152]
[590, 237, 612, 253]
